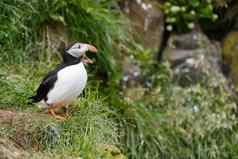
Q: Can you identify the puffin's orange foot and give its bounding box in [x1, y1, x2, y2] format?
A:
[54, 114, 66, 121]
[48, 108, 65, 121]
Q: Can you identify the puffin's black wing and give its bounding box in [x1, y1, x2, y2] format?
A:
[28, 64, 66, 103]
[28, 52, 80, 104]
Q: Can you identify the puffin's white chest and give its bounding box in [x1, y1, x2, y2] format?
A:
[46, 62, 87, 105]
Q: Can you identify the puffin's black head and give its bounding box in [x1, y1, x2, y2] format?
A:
[66, 42, 97, 64]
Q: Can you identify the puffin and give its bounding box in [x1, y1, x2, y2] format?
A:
[29, 42, 97, 120]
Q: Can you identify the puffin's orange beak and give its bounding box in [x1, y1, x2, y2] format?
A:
[86, 44, 97, 53]
[82, 55, 94, 64]
[83, 44, 97, 64]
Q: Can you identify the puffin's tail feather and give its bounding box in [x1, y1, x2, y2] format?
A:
[28, 95, 41, 104]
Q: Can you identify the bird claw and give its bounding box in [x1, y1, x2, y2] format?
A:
[48, 108, 66, 121]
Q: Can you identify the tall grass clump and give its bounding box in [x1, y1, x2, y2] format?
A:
[54, 88, 119, 158]
[0, 0, 127, 78]
[0, 61, 59, 109]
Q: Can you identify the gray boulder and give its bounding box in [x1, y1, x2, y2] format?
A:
[120, 0, 164, 52]
[163, 30, 225, 87]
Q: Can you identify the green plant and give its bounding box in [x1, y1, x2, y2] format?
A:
[60, 0, 127, 78]
[107, 45, 238, 158]
[114, 72, 238, 158]
[162, 0, 218, 32]
[51, 88, 119, 158]
[0, 0, 127, 79]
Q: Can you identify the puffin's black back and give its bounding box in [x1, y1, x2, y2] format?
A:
[28, 52, 81, 103]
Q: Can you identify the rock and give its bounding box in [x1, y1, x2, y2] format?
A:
[0, 137, 64, 159]
[119, 0, 164, 101]
[167, 33, 201, 50]
[163, 30, 226, 87]
[213, 0, 232, 7]
[223, 31, 238, 91]
[120, 0, 164, 52]
[120, 56, 141, 89]
[0, 138, 26, 159]
[41, 20, 69, 62]
[120, 55, 146, 102]
[0, 110, 59, 150]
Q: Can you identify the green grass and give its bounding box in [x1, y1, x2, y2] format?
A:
[113, 79, 238, 159]
[0, 62, 124, 158]
[0, 62, 53, 109]
[1, 47, 238, 159]
[1, 1, 238, 159]
[0, 0, 127, 79]
[108, 50, 238, 159]
[1, 50, 238, 159]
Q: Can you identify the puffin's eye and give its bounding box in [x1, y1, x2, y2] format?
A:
[78, 45, 81, 49]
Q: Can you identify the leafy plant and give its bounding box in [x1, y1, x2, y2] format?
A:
[162, 0, 219, 32]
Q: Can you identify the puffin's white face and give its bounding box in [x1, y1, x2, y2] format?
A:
[66, 42, 97, 64]
[66, 43, 96, 57]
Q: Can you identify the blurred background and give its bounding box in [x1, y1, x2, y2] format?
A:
[1, 0, 238, 158]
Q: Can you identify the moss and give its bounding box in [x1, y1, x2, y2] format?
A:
[223, 31, 238, 90]
[97, 144, 127, 159]
[223, 31, 238, 64]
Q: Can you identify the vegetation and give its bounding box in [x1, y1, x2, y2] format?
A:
[0, 62, 121, 158]
[0, 0, 126, 78]
[162, 0, 218, 32]
[1, 0, 238, 159]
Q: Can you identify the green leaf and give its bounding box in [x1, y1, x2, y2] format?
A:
[49, 15, 66, 25]
[199, 6, 213, 18]
[190, 0, 200, 7]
